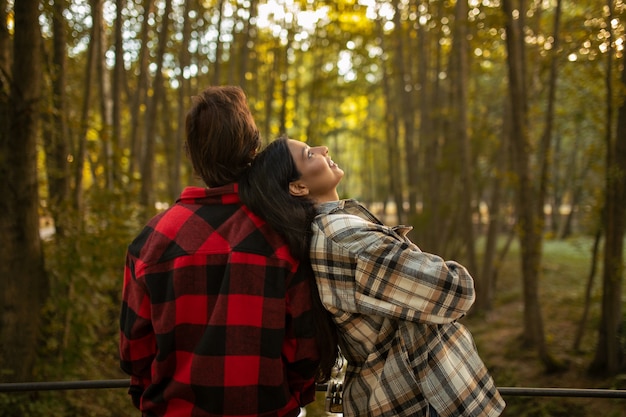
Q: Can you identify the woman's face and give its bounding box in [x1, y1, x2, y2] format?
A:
[287, 139, 344, 203]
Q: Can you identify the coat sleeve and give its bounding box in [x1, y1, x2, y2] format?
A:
[312, 214, 475, 324]
[119, 252, 155, 408]
[281, 262, 319, 407]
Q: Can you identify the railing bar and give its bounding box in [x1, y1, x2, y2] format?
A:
[0, 380, 625, 398]
[0, 379, 130, 392]
[498, 387, 626, 398]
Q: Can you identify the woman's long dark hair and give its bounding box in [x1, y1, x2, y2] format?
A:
[240, 136, 339, 383]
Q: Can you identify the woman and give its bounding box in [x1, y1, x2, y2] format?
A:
[241, 136, 505, 417]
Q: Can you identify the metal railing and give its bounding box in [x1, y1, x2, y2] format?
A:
[1, 379, 625, 398]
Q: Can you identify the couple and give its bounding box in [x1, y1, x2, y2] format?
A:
[119, 86, 505, 417]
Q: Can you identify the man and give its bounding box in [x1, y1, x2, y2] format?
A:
[119, 86, 319, 416]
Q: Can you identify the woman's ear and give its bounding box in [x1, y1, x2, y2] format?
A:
[289, 181, 309, 197]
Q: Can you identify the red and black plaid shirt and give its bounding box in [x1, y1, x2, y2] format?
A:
[119, 184, 319, 417]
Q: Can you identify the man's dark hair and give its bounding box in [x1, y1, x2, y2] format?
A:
[185, 86, 261, 187]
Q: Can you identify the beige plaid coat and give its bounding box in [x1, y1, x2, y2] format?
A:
[310, 200, 505, 417]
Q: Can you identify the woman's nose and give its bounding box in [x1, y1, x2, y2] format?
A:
[315, 146, 329, 155]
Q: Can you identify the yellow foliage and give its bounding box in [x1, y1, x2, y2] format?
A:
[87, 127, 99, 141]
[339, 96, 369, 130]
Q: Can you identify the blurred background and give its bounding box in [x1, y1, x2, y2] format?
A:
[1, 0, 625, 415]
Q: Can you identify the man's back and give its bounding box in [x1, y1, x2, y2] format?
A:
[120, 184, 319, 416]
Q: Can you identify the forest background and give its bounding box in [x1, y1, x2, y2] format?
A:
[1, 0, 626, 416]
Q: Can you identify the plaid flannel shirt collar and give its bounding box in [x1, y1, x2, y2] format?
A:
[316, 199, 413, 237]
[316, 199, 381, 223]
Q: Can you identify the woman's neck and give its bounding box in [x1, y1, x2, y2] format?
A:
[313, 191, 340, 204]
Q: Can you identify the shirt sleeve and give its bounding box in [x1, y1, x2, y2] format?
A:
[312, 214, 475, 324]
[119, 251, 155, 407]
[281, 263, 319, 407]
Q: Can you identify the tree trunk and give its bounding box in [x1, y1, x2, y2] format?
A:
[536, 0, 561, 236]
[0, 0, 11, 93]
[573, 227, 602, 352]
[112, 0, 126, 189]
[263, 45, 278, 144]
[161, 94, 178, 200]
[557, 118, 585, 239]
[417, 1, 435, 247]
[174, 0, 192, 196]
[95, 0, 114, 190]
[304, 46, 323, 149]
[0, 0, 48, 382]
[74, 0, 101, 213]
[278, 30, 292, 135]
[590, 0, 626, 374]
[392, 0, 416, 225]
[382, 78, 404, 226]
[42, 0, 71, 238]
[140, 0, 172, 208]
[422, 0, 445, 252]
[476, 115, 508, 313]
[128, 0, 153, 179]
[211, 0, 225, 85]
[238, 0, 258, 91]
[502, 0, 557, 371]
[450, 0, 477, 275]
[377, 15, 404, 226]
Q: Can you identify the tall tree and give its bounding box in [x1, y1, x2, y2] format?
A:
[0, 0, 10, 93]
[449, 0, 477, 275]
[173, 0, 193, 200]
[140, 0, 172, 208]
[590, 0, 626, 376]
[128, 0, 153, 179]
[502, 0, 558, 371]
[476, 121, 508, 312]
[536, 0, 562, 242]
[95, 0, 114, 190]
[112, 0, 126, 188]
[377, 12, 404, 226]
[0, 0, 48, 382]
[421, 0, 446, 252]
[278, 27, 293, 135]
[211, 0, 226, 85]
[238, 0, 258, 91]
[263, 43, 278, 142]
[391, 0, 416, 225]
[74, 0, 101, 213]
[381, 65, 404, 225]
[42, 0, 71, 238]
